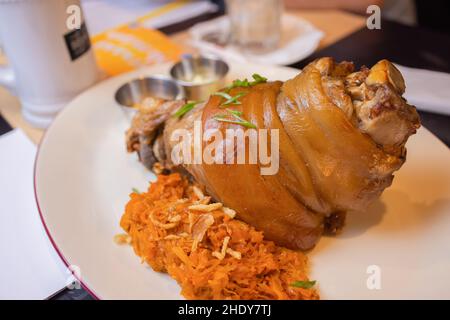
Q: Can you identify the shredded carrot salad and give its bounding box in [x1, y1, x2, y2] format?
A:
[119, 173, 319, 300]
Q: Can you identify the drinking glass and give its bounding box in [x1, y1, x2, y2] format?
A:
[225, 0, 283, 54]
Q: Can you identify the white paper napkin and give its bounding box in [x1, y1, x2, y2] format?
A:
[189, 14, 323, 66]
[395, 64, 450, 116]
[0, 129, 67, 299]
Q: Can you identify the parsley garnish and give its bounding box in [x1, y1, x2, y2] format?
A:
[290, 280, 316, 289]
[226, 109, 243, 117]
[213, 91, 233, 100]
[173, 101, 202, 118]
[213, 92, 246, 107]
[225, 73, 268, 91]
[251, 73, 267, 84]
[211, 73, 267, 123]
[213, 108, 256, 129]
[132, 188, 141, 194]
[225, 78, 251, 91]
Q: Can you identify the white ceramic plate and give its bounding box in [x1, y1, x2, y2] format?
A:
[35, 62, 450, 299]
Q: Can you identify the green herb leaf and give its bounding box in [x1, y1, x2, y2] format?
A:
[225, 79, 249, 92]
[173, 101, 201, 118]
[213, 92, 233, 100]
[236, 78, 251, 86]
[290, 280, 316, 289]
[232, 78, 250, 88]
[222, 92, 246, 106]
[251, 73, 267, 84]
[226, 108, 247, 122]
[213, 91, 246, 107]
[214, 113, 230, 120]
[132, 187, 141, 194]
[225, 74, 267, 92]
[213, 114, 256, 129]
[226, 109, 243, 117]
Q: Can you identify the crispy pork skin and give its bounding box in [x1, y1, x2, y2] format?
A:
[125, 58, 420, 250]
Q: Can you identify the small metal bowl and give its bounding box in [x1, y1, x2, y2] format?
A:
[115, 76, 184, 120]
[170, 55, 229, 101]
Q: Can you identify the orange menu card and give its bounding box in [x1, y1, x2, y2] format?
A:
[91, 25, 185, 77]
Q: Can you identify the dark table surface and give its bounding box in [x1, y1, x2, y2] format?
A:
[0, 15, 448, 301]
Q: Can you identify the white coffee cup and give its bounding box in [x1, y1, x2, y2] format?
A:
[0, 0, 99, 128]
